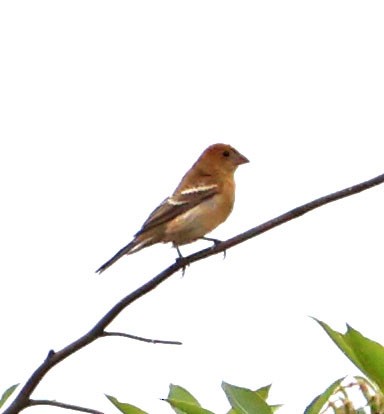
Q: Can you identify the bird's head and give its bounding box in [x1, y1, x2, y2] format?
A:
[199, 143, 249, 174]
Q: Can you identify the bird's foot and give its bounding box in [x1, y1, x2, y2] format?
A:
[175, 246, 189, 276]
[176, 257, 190, 276]
[200, 237, 226, 259]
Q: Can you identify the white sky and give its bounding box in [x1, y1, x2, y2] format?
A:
[1, 1, 383, 413]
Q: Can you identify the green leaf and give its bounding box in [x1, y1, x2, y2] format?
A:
[253, 385, 271, 401]
[105, 394, 148, 414]
[314, 318, 384, 393]
[313, 318, 362, 369]
[227, 385, 279, 414]
[345, 325, 384, 392]
[304, 377, 345, 414]
[222, 382, 272, 414]
[164, 399, 215, 414]
[0, 384, 19, 409]
[168, 384, 201, 406]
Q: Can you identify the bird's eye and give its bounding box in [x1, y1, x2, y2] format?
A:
[223, 150, 230, 157]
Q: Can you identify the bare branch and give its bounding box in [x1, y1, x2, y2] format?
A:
[4, 172, 384, 414]
[29, 399, 104, 414]
[102, 331, 182, 345]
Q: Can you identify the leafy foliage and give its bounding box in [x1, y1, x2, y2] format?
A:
[104, 320, 384, 414]
[304, 319, 384, 413]
[314, 318, 384, 393]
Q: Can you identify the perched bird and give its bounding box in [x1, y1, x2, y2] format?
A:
[96, 143, 249, 273]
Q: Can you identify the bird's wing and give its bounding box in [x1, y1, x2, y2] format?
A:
[135, 184, 218, 236]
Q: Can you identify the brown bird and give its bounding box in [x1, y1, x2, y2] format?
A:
[96, 143, 249, 273]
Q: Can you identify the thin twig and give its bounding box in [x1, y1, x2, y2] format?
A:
[29, 399, 104, 414]
[102, 331, 182, 345]
[3, 172, 384, 414]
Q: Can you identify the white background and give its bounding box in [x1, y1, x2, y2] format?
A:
[1, 1, 383, 413]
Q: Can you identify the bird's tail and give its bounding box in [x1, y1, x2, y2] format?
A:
[96, 235, 154, 274]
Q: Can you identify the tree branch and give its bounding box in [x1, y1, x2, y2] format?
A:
[29, 399, 104, 414]
[3, 172, 384, 414]
[102, 331, 182, 345]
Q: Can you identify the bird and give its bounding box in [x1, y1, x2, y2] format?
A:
[96, 143, 249, 273]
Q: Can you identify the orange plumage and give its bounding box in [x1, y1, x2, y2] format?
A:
[96, 143, 249, 273]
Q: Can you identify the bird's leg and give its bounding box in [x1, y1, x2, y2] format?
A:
[174, 245, 189, 276]
[175, 245, 183, 258]
[200, 237, 226, 259]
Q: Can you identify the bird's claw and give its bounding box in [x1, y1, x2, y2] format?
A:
[175, 256, 189, 276]
[175, 246, 189, 276]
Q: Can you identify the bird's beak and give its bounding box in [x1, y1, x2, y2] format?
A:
[234, 151, 250, 165]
